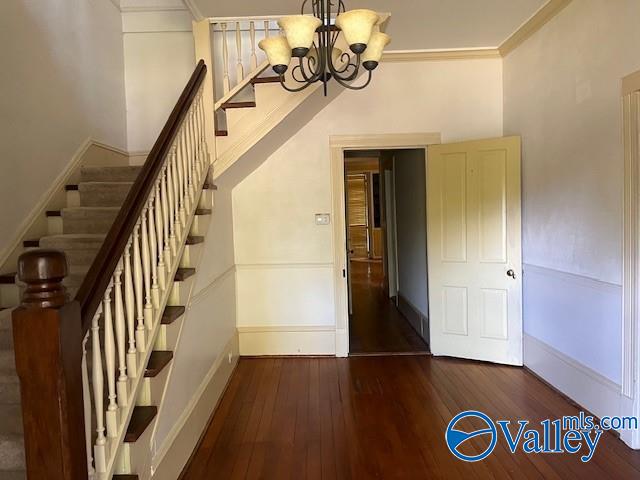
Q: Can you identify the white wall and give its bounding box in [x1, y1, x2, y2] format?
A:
[394, 149, 428, 317]
[0, 0, 127, 259]
[503, 0, 640, 389]
[231, 58, 503, 354]
[123, 8, 196, 153]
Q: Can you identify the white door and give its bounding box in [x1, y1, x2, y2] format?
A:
[427, 137, 522, 365]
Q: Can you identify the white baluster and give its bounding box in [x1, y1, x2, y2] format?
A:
[91, 306, 106, 473]
[161, 166, 171, 275]
[124, 240, 138, 376]
[141, 206, 153, 333]
[155, 180, 166, 292]
[264, 20, 270, 38]
[133, 223, 146, 351]
[148, 196, 160, 311]
[81, 334, 95, 476]
[114, 260, 128, 407]
[170, 147, 183, 243]
[236, 21, 244, 84]
[181, 128, 191, 219]
[221, 22, 231, 93]
[103, 283, 118, 439]
[177, 131, 187, 229]
[250, 21, 258, 70]
[185, 112, 196, 205]
[167, 151, 178, 257]
[199, 91, 211, 169]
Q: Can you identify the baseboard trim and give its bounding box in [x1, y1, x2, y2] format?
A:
[524, 334, 624, 422]
[152, 331, 239, 478]
[397, 293, 429, 342]
[238, 325, 336, 356]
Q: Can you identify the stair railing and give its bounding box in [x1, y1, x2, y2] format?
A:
[209, 16, 280, 98]
[12, 59, 210, 479]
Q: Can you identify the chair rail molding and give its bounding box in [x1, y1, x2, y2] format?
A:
[330, 132, 441, 357]
[623, 70, 640, 449]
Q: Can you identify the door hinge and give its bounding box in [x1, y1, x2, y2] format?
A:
[342, 269, 346, 278]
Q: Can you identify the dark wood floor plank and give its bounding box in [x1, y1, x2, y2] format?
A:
[182, 356, 640, 479]
[349, 261, 429, 354]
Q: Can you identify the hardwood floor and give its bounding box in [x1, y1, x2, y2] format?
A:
[182, 356, 640, 479]
[349, 260, 429, 354]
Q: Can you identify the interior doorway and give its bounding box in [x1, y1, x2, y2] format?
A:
[344, 150, 430, 355]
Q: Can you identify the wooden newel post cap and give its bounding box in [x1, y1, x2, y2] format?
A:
[17, 249, 68, 309]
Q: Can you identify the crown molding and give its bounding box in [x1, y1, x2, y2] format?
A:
[182, 0, 204, 20]
[382, 48, 501, 63]
[499, 0, 572, 57]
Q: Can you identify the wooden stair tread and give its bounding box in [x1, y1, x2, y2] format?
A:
[162, 306, 185, 325]
[195, 208, 212, 216]
[202, 181, 217, 190]
[145, 351, 173, 377]
[23, 239, 40, 248]
[65, 184, 79, 191]
[0, 273, 16, 284]
[125, 406, 157, 443]
[220, 101, 256, 110]
[46, 210, 62, 217]
[186, 235, 204, 245]
[175, 268, 196, 281]
[215, 129, 228, 137]
[113, 475, 139, 480]
[251, 76, 281, 85]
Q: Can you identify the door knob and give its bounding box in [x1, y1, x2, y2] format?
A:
[507, 269, 516, 279]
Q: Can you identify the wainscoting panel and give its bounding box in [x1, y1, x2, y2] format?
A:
[523, 263, 622, 384]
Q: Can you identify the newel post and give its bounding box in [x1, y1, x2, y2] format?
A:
[12, 249, 88, 480]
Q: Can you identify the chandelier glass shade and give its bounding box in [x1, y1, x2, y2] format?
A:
[258, 0, 391, 95]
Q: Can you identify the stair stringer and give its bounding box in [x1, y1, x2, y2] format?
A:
[131, 184, 237, 480]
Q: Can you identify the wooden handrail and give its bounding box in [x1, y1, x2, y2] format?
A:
[75, 60, 207, 335]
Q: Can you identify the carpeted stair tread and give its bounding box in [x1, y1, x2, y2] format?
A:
[39, 234, 106, 270]
[61, 207, 120, 234]
[0, 405, 23, 436]
[0, 434, 25, 472]
[77, 182, 134, 207]
[81, 166, 142, 183]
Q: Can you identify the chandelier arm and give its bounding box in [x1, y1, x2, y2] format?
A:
[332, 69, 373, 90]
[295, 57, 320, 83]
[331, 52, 355, 74]
[329, 53, 362, 82]
[278, 74, 314, 93]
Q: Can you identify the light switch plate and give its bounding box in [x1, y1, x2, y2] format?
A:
[315, 213, 331, 225]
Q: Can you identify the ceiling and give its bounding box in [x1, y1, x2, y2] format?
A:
[192, 0, 547, 50]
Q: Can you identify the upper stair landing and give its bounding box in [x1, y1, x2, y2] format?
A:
[201, 15, 389, 180]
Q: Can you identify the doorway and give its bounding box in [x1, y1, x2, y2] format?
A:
[344, 149, 430, 355]
[331, 133, 523, 364]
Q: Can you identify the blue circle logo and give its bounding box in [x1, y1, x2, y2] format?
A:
[446, 410, 497, 462]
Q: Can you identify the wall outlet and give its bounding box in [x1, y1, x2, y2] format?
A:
[315, 213, 331, 225]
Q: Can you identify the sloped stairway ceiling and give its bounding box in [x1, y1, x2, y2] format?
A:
[216, 76, 347, 190]
[191, 0, 546, 50]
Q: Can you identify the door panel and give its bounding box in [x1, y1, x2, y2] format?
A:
[427, 137, 522, 365]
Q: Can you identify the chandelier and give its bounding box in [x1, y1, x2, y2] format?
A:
[258, 0, 391, 95]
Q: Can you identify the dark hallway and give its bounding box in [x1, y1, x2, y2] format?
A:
[348, 261, 429, 354]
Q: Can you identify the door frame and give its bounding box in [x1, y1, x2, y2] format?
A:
[330, 133, 441, 357]
[622, 70, 640, 449]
